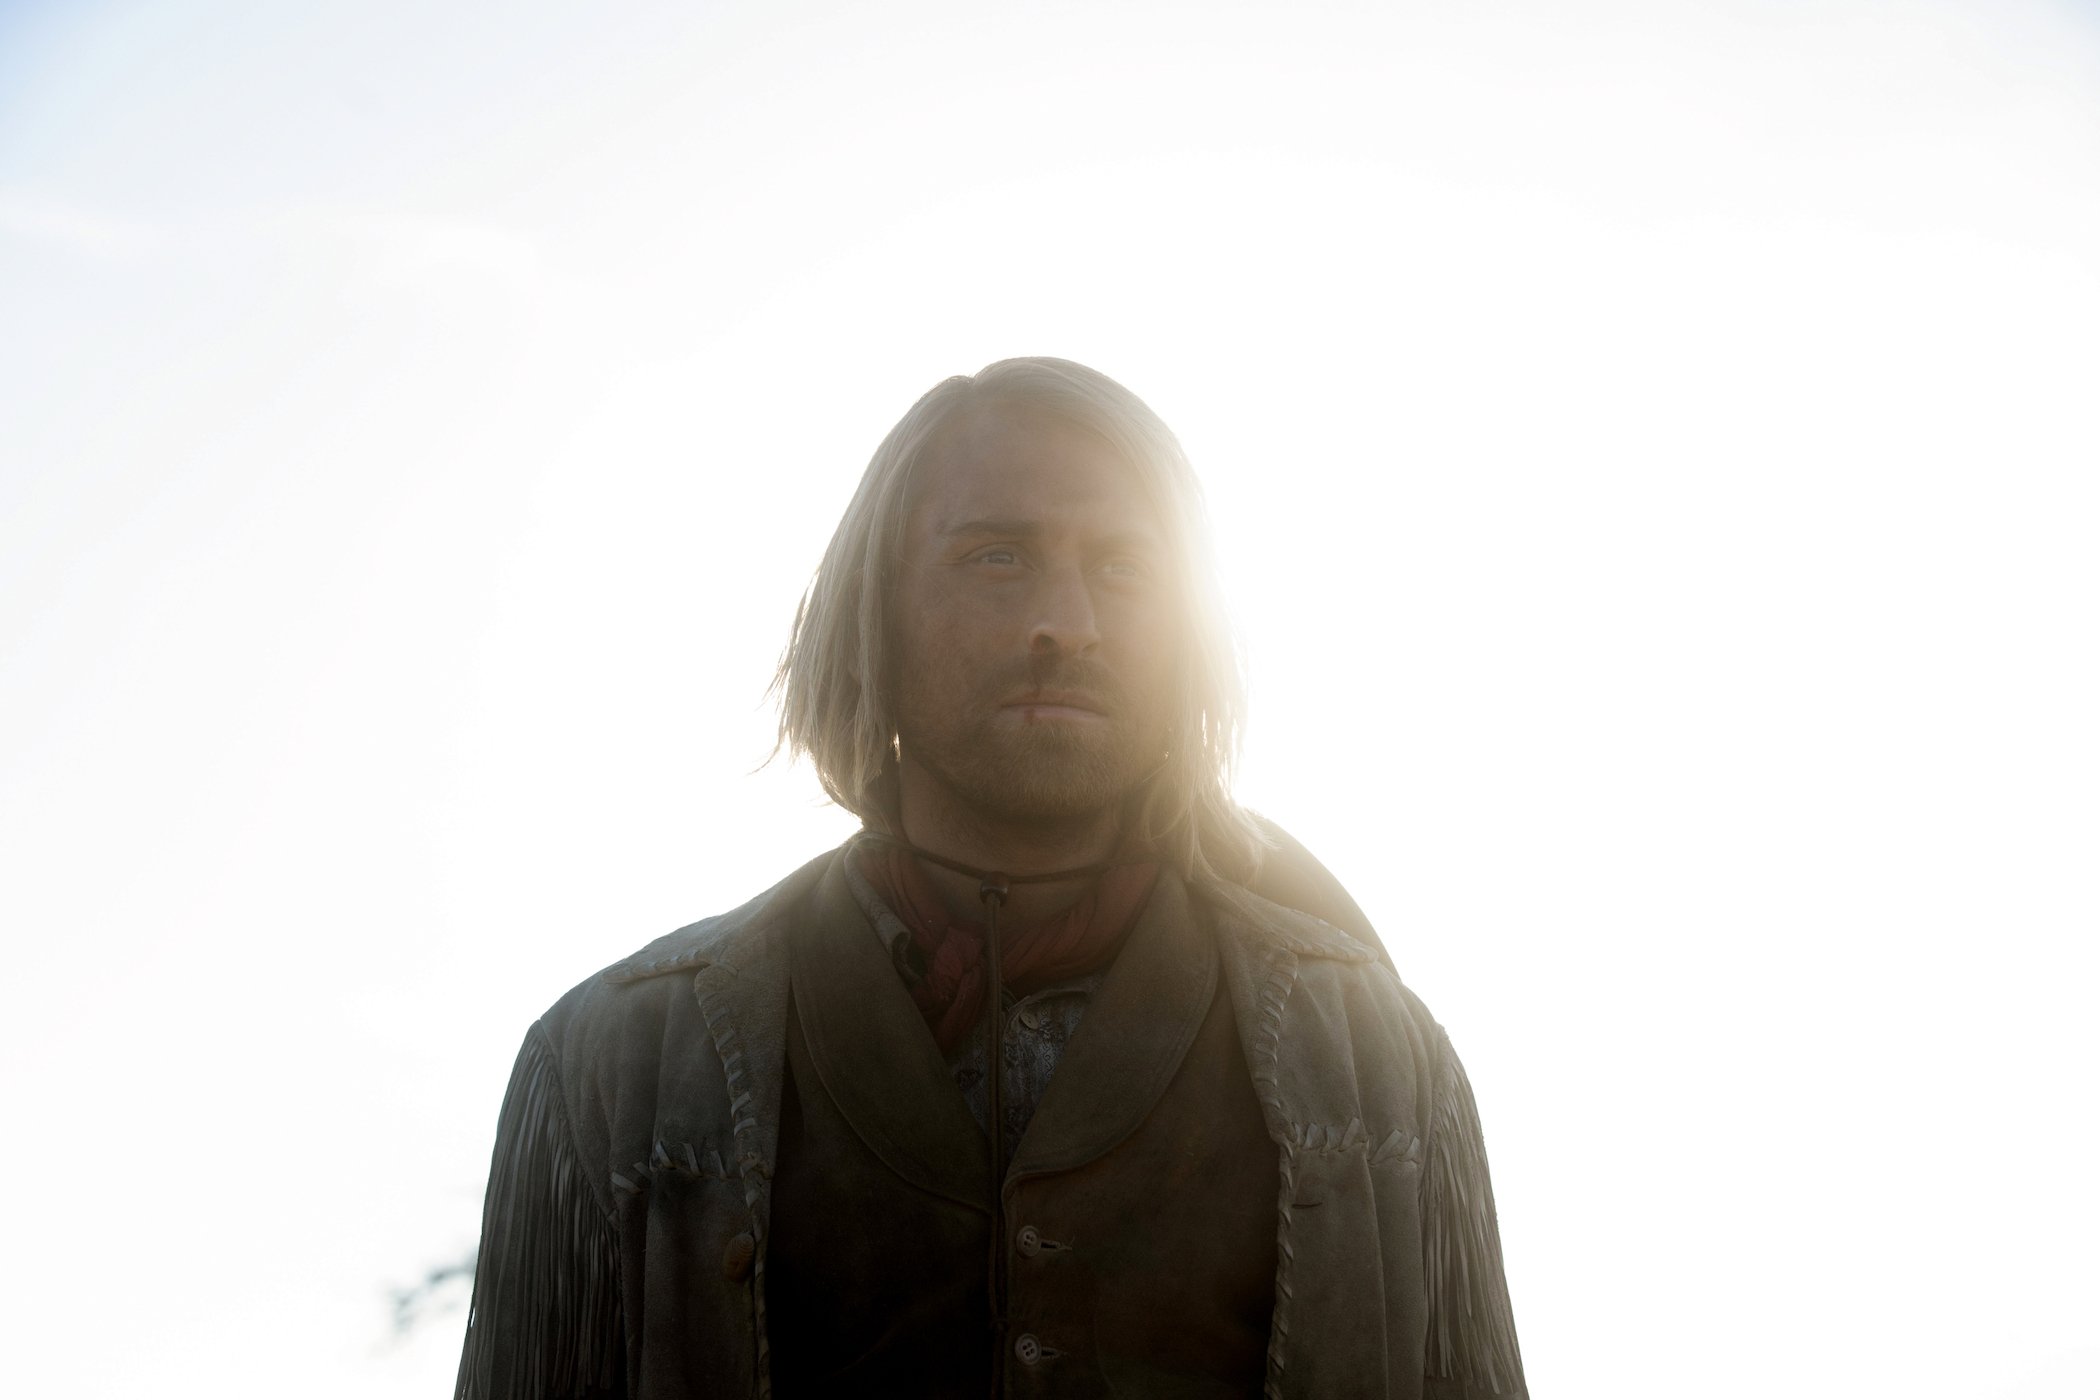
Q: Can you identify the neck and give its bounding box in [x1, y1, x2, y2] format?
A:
[892, 762, 1124, 926]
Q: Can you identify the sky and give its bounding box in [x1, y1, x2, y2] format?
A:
[2, 0, 2097, 1395]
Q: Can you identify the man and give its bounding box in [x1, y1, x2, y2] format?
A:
[456, 357, 1526, 1399]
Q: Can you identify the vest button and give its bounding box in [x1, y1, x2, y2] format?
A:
[1016, 1225, 1042, 1257]
[721, 1231, 756, 1283]
[1014, 1332, 1043, 1366]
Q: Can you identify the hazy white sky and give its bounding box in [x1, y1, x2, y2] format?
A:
[3, 1, 2096, 1395]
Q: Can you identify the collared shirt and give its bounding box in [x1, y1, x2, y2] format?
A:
[844, 855, 1105, 1157]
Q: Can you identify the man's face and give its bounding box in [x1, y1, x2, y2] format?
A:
[890, 403, 1179, 832]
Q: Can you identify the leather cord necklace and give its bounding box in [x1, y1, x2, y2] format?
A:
[853, 827, 1127, 1381]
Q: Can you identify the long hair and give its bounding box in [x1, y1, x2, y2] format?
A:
[771, 356, 1267, 884]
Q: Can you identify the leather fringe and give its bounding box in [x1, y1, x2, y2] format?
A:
[1422, 1031, 1526, 1396]
[456, 1027, 623, 1400]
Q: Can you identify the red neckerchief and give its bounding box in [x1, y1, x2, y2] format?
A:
[855, 841, 1160, 1056]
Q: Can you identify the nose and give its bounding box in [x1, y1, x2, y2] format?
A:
[1029, 562, 1101, 658]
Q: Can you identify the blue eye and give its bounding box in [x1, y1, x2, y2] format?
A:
[979, 547, 1021, 566]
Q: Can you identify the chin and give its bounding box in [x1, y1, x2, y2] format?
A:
[901, 713, 1164, 827]
[967, 740, 1144, 825]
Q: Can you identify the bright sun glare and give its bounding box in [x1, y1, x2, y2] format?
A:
[1, 1, 2095, 1396]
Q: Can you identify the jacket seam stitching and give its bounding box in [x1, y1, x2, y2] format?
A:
[1247, 944, 1301, 1400]
[695, 958, 775, 1400]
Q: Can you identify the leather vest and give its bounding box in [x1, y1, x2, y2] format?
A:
[766, 857, 1279, 1398]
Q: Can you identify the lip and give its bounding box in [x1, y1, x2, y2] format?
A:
[1001, 692, 1109, 720]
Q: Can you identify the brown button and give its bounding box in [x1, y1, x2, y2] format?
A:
[1014, 1333, 1043, 1366]
[1016, 1225, 1042, 1257]
[722, 1231, 756, 1283]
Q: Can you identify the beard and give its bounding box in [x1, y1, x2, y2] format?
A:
[892, 658, 1169, 829]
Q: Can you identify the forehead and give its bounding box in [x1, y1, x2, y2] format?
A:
[909, 402, 1162, 537]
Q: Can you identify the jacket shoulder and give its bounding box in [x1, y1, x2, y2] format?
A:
[604, 847, 835, 984]
[1198, 876, 1384, 966]
[1200, 872, 1444, 1073]
[535, 846, 834, 1050]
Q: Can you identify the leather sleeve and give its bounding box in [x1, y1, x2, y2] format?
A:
[1421, 1026, 1528, 1399]
[456, 1024, 626, 1400]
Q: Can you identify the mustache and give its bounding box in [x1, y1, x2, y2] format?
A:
[983, 655, 1127, 712]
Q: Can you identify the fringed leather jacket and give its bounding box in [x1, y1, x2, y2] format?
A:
[457, 837, 1527, 1399]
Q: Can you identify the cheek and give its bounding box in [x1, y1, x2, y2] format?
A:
[895, 571, 963, 648]
[895, 591, 1006, 696]
[1110, 592, 1181, 657]
[910, 576, 1026, 657]
[1107, 603, 1185, 712]
[910, 610, 995, 673]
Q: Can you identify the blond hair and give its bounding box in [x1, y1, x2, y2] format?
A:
[772, 356, 1266, 883]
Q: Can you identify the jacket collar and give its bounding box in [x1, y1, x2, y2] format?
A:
[597, 843, 1379, 988]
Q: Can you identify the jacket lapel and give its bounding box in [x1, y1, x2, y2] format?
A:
[785, 850, 993, 1210]
[1210, 885, 1397, 1400]
[684, 878, 799, 1205]
[1007, 869, 1219, 1180]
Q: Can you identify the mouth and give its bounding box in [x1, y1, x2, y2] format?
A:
[1001, 692, 1110, 722]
